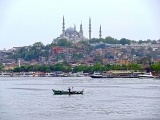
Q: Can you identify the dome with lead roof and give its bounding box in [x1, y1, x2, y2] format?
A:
[65, 27, 76, 35]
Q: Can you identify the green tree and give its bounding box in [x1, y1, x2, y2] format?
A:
[57, 39, 72, 47]
[151, 61, 160, 73]
[73, 65, 86, 73]
[78, 53, 84, 59]
[138, 40, 144, 44]
[151, 40, 157, 44]
[0, 62, 4, 71]
[72, 52, 79, 61]
[66, 66, 72, 72]
[56, 54, 65, 60]
[104, 36, 118, 44]
[39, 65, 50, 72]
[147, 39, 151, 43]
[33, 42, 44, 47]
[137, 57, 151, 65]
[127, 63, 143, 71]
[33, 64, 40, 71]
[13, 67, 21, 72]
[119, 38, 131, 45]
[93, 63, 103, 72]
[79, 41, 88, 45]
[25, 52, 35, 61]
[138, 40, 143, 44]
[89, 38, 101, 43]
[54, 63, 65, 71]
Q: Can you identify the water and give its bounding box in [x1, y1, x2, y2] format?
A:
[0, 77, 160, 120]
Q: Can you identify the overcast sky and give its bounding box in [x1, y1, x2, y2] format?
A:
[0, 0, 160, 50]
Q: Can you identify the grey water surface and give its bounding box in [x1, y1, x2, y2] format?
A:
[0, 77, 160, 120]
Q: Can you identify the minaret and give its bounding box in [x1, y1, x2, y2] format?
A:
[18, 60, 21, 67]
[89, 17, 91, 40]
[80, 21, 83, 32]
[99, 25, 102, 39]
[62, 16, 65, 37]
[80, 21, 83, 38]
[74, 24, 76, 43]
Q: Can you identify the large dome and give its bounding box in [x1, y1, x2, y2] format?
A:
[65, 27, 75, 35]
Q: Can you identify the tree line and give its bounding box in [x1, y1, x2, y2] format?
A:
[1, 61, 160, 74]
[89, 37, 159, 45]
[10, 62, 160, 74]
[12, 62, 145, 73]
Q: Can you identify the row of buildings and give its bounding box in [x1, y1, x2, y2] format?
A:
[1, 41, 160, 71]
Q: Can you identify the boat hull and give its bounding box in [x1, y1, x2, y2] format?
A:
[138, 76, 155, 78]
[90, 72, 113, 78]
[52, 89, 83, 95]
[138, 72, 155, 78]
[90, 76, 113, 78]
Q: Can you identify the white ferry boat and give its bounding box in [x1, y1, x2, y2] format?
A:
[138, 72, 155, 78]
[0, 72, 12, 77]
[90, 72, 113, 78]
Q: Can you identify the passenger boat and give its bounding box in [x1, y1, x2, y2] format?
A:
[0, 72, 12, 77]
[138, 72, 155, 78]
[52, 89, 84, 95]
[90, 72, 113, 78]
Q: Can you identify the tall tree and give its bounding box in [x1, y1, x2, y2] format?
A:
[119, 38, 131, 45]
[0, 62, 4, 71]
[57, 39, 72, 47]
[104, 36, 118, 44]
[33, 42, 44, 47]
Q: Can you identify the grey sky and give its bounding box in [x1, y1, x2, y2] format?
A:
[0, 0, 160, 50]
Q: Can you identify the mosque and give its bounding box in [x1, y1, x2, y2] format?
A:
[52, 16, 102, 44]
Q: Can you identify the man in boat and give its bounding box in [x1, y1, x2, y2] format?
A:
[68, 87, 71, 94]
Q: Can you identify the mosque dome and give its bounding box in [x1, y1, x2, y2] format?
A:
[65, 27, 76, 35]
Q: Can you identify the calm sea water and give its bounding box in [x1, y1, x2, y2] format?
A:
[0, 77, 160, 120]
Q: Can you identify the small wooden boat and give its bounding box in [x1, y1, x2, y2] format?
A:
[52, 89, 84, 95]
